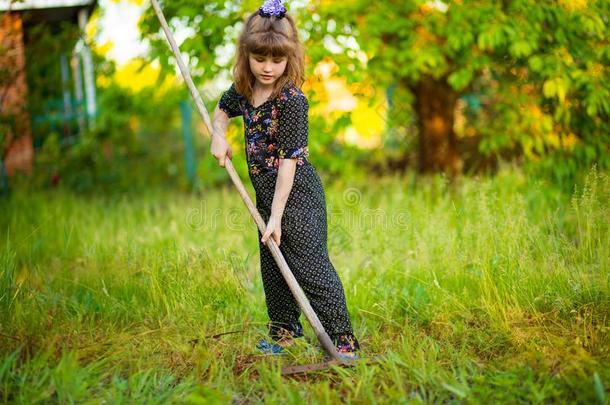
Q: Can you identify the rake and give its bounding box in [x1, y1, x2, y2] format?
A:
[150, 0, 357, 375]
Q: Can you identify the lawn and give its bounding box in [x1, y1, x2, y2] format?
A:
[1, 164, 608, 403]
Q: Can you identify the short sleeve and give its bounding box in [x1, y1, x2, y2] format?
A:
[277, 93, 309, 159]
[218, 82, 242, 118]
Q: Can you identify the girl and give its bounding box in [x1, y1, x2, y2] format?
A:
[211, 0, 360, 357]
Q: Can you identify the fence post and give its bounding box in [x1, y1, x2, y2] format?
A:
[180, 100, 196, 189]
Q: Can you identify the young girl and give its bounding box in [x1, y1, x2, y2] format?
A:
[211, 0, 360, 357]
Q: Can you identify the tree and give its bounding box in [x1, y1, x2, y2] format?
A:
[311, 0, 610, 176]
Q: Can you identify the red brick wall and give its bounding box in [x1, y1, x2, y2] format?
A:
[1, 11, 34, 176]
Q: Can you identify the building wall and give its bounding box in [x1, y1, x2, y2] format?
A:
[1, 11, 34, 176]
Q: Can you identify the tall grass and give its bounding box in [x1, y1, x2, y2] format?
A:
[0, 164, 608, 403]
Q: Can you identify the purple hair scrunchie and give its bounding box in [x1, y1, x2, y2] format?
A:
[258, 0, 287, 19]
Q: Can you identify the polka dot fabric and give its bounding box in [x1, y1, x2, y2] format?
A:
[218, 81, 360, 351]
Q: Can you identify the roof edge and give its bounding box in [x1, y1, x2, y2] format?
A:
[0, 0, 96, 11]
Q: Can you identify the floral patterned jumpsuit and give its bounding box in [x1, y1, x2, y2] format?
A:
[218, 80, 360, 352]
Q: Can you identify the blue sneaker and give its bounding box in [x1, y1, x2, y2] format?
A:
[256, 339, 285, 355]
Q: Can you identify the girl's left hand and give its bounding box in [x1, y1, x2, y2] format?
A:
[261, 216, 282, 246]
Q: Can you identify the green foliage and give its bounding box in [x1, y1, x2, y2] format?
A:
[139, 0, 243, 85]
[137, 0, 610, 182]
[11, 1, 610, 193]
[23, 22, 81, 143]
[313, 0, 610, 175]
[26, 47, 212, 193]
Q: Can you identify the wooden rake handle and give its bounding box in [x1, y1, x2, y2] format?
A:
[149, 0, 343, 363]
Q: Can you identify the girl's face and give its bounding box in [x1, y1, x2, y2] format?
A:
[249, 53, 288, 87]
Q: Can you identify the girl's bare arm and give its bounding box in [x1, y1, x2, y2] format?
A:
[270, 158, 297, 220]
[211, 104, 233, 167]
[213, 104, 230, 137]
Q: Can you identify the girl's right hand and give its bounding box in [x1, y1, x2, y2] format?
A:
[211, 133, 233, 167]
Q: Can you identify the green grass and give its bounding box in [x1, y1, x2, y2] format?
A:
[0, 163, 608, 404]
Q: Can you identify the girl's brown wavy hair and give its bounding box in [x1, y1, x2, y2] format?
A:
[232, 11, 305, 104]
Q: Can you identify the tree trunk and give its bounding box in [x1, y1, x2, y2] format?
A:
[410, 75, 462, 178]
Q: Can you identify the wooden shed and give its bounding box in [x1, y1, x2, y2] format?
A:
[0, 0, 97, 179]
